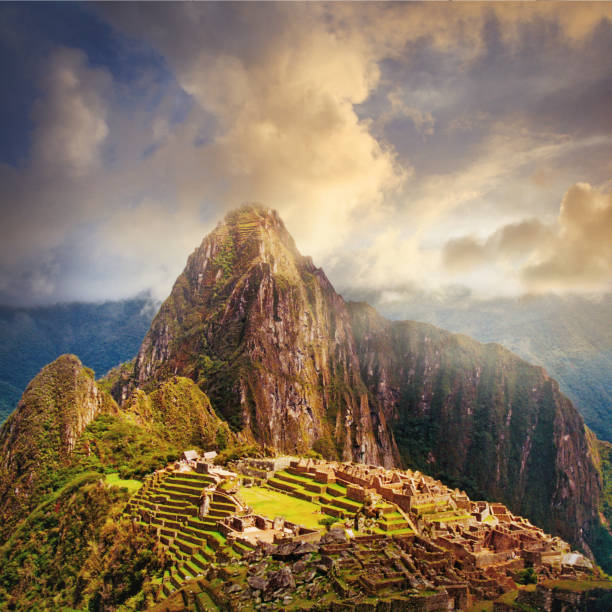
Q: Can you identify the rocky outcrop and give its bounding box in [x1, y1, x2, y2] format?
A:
[0, 354, 116, 539]
[123, 205, 398, 466]
[348, 301, 602, 555]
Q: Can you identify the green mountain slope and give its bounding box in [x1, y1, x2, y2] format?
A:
[0, 356, 231, 610]
[0, 298, 155, 424]
[0, 355, 117, 539]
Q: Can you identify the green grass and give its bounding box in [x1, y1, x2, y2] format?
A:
[389, 528, 413, 535]
[276, 469, 314, 484]
[483, 514, 496, 523]
[239, 486, 324, 530]
[465, 601, 494, 612]
[430, 512, 471, 523]
[105, 472, 143, 493]
[540, 578, 612, 592]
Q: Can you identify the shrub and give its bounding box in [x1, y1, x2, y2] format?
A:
[213, 443, 263, 466]
[516, 567, 538, 585]
[319, 516, 340, 530]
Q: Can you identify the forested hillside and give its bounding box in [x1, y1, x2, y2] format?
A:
[356, 292, 612, 443]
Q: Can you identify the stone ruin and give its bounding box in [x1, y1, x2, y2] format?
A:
[132, 454, 606, 611]
[218, 513, 320, 547]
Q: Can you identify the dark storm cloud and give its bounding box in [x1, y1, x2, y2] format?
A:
[367, 9, 612, 181]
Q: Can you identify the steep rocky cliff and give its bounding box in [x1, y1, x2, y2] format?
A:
[0, 354, 116, 539]
[348, 301, 602, 555]
[122, 205, 398, 466]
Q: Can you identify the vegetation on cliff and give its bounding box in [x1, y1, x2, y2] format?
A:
[126, 205, 397, 466]
[587, 436, 612, 572]
[123, 376, 234, 452]
[348, 301, 601, 557]
[0, 355, 117, 540]
[0, 472, 165, 611]
[0, 358, 223, 609]
[375, 293, 612, 443]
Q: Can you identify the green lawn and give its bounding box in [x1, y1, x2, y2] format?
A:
[105, 472, 143, 493]
[540, 578, 612, 592]
[238, 486, 324, 530]
[465, 601, 494, 612]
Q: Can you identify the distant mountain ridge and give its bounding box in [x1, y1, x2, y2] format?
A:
[0, 298, 156, 423]
[2, 270, 610, 448]
[373, 294, 612, 444]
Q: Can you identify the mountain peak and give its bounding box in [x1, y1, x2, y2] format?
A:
[222, 203, 281, 225]
[114, 206, 604, 557]
[207, 204, 299, 264]
[122, 205, 398, 466]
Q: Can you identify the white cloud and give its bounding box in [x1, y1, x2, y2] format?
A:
[440, 183, 612, 293]
[31, 47, 110, 177]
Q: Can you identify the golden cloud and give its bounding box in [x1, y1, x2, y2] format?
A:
[442, 183, 612, 293]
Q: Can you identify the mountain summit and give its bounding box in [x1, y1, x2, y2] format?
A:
[0, 354, 116, 538]
[119, 205, 399, 466]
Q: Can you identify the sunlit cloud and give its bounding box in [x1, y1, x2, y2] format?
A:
[0, 3, 611, 305]
[441, 183, 612, 294]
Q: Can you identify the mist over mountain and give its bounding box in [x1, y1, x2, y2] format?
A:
[3, 282, 610, 454]
[343, 290, 612, 443]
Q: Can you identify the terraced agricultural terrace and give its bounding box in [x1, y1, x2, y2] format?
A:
[127, 455, 609, 611]
[125, 468, 246, 599]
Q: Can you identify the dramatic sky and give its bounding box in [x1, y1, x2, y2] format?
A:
[1, 2, 612, 306]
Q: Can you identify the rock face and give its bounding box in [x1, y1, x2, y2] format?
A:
[115, 205, 602, 555]
[123, 206, 398, 466]
[0, 354, 116, 539]
[348, 301, 602, 554]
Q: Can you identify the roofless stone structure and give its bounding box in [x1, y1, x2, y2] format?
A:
[127, 454, 605, 611]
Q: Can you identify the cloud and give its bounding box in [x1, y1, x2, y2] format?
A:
[522, 183, 612, 291]
[0, 46, 113, 303]
[442, 183, 612, 293]
[382, 89, 436, 137]
[2, 3, 612, 305]
[100, 3, 406, 260]
[30, 47, 110, 177]
[443, 236, 489, 272]
[443, 219, 554, 273]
